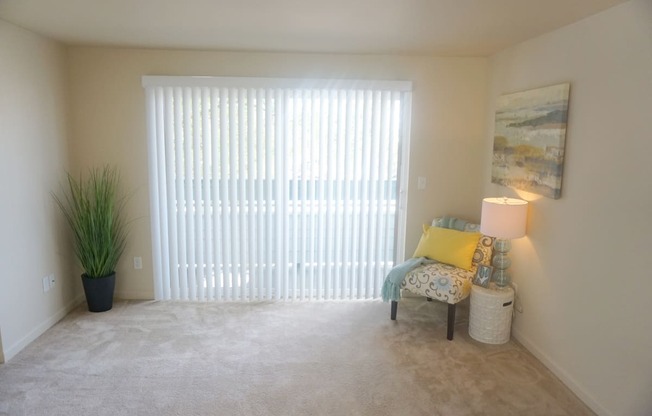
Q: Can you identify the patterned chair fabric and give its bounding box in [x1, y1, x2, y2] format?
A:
[402, 229, 494, 304]
[392, 217, 494, 340]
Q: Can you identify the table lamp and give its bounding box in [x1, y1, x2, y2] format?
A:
[480, 197, 528, 288]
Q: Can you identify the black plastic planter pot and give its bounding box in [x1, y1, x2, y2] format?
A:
[81, 273, 116, 312]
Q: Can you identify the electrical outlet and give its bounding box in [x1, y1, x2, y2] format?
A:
[511, 283, 523, 313]
[133, 257, 143, 270]
[42, 276, 50, 293]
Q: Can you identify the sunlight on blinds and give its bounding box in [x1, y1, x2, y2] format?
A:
[143, 76, 412, 301]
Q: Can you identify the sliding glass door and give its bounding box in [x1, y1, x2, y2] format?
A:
[143, 76, 412, 301]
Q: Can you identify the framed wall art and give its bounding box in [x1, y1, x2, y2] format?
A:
[492, 83, 570, 199]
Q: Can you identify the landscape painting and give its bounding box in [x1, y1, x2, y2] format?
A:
[492, 83, 570, 199]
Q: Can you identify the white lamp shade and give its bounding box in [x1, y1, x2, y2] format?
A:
[480, 197, 528, 239]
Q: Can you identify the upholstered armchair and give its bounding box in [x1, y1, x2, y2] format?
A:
[390, 217, 494, 340]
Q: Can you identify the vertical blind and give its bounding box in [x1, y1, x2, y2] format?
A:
[143, 76, 412, 301]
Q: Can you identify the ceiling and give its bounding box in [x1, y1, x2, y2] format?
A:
[0, 0, 628, 56]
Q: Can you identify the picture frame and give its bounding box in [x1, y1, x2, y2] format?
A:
[473, 264, 493, 288]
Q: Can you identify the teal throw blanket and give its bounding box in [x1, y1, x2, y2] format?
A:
[381, 257, 436, 302]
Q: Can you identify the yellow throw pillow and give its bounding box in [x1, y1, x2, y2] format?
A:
[413, 225, 481, 270]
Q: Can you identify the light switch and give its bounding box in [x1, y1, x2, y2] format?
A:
[417, 176, 426, 190]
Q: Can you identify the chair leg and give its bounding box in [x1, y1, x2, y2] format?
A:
[390, 301, 398, 320]
[447, 303, 456, 341]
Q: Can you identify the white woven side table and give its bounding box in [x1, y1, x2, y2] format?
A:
[469, 284, 514, 344]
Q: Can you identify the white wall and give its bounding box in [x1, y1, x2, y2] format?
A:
[67, 48, 488, 299]
[0, 20, 79, 361]
[484, 1, 652, 415]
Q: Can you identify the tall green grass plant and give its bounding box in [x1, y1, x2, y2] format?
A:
[53, 166, 128, 278]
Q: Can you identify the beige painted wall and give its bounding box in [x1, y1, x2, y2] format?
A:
[0, 20, 79, 361]
[67, 47, 488, 299]
[484, 1, 652, 415]
[4, 6, 648, 414]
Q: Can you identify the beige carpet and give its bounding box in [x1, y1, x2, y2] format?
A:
[0, 297, 594, 416]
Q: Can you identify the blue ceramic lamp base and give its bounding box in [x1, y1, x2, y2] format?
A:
[492, 238, 512, 288]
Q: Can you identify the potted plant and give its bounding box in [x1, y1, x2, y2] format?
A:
[53, 166, 128, 312]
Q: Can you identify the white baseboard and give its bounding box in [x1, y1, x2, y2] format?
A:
[3, 294, 85, 363]
[512, 327, 612, 416]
